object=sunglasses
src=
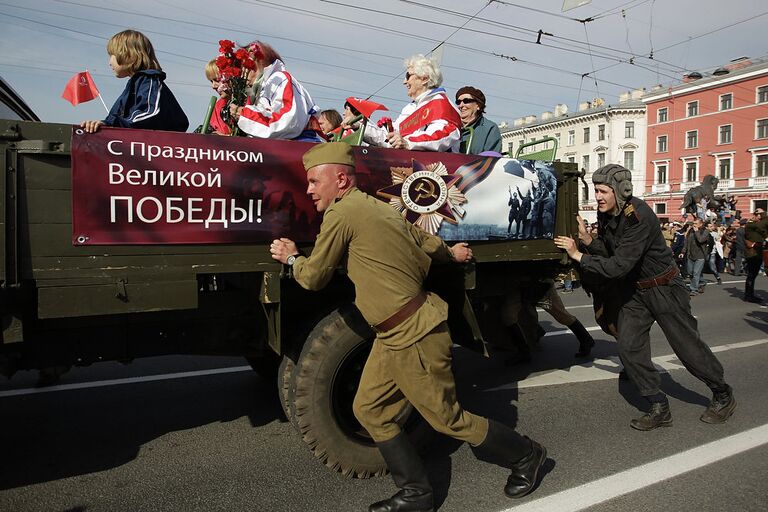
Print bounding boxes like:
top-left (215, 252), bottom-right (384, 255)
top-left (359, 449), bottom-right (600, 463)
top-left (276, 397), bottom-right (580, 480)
top-left (405, 72), bottom-right (415, 80)
top-left (455, 98), bottom-right (477, 105)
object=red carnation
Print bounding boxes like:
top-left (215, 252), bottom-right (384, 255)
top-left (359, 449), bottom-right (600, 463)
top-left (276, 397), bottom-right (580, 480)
top-left (377, 117), bottom-right (393, 128)
top-left (216, 55), bottom-right (231, 69)
top-left (235, 48), bottom-right (250, 61)
top-left (219, 39), bottom-right (235, 53)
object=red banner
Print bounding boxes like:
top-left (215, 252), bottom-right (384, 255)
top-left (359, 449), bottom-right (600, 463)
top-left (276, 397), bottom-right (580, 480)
top-left (71, 127), bottom-right (557, 245)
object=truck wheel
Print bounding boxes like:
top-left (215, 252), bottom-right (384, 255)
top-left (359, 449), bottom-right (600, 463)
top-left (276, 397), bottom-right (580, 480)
top-left (292, 305), bottom-right (432, 478)
top-left (278, 353), bottom-right (297, 423)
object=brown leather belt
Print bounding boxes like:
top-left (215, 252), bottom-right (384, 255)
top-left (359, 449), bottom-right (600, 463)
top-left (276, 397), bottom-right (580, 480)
top-left (373, 291), bottom-right (427, 333)
top-left (636, 266), bottom-right (679, 289)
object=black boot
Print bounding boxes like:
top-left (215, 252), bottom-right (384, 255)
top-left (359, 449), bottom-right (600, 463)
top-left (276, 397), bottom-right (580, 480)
top-left (478, 420), bottom-right (547, 499)
top-left (630, 397), bottom-right (672, 431)
top-left (744, 282), bottom-right (762, 303)
top-left (569, 320), bottom-right (595, 358)
top-left (505, 325), bottom-right (532, 365)
top-left (369, 433), bottom-right (434, 512)
top-left (700, 385), bottom-right (737, 424)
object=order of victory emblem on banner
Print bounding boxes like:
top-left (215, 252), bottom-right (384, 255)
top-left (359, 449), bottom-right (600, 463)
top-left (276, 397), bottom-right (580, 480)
top-left (376, 159), bottom-right (467, 234)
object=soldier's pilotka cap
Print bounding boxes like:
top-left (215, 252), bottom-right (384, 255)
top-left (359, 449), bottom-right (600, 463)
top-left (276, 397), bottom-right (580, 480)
top-left (302, 142), bottom-right (356, 172)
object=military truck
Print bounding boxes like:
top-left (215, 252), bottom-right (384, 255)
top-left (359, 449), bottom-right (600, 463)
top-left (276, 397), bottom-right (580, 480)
top-left (0, 116), bottom-right (580, 478)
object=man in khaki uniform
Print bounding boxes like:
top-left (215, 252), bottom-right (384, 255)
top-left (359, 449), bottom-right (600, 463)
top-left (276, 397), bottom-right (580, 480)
top-left (270, 142), bottom-right (547, 512)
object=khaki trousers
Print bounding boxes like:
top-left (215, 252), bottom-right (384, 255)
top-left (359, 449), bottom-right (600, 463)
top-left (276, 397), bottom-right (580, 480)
top-left (353, 322), bottom-right (489, 444)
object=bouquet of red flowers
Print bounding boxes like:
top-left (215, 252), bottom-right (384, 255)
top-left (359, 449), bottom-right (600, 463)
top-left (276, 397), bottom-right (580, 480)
top-left (215, 39), bottom-right (256, 135)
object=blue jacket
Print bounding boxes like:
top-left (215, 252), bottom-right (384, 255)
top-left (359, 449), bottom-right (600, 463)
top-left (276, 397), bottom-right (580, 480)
top-left (104, 69), bottom-right (189, 132)
top-left (459, 115), bottom-right (502, 155)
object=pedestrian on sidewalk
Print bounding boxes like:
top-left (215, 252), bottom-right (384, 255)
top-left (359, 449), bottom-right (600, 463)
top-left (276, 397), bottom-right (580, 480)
top-left (744, 209), bottom-right (768, 304)
top-left (683, 218), bottom-right (710, 295)
top-left (554, 164), bottom-right (736, 431)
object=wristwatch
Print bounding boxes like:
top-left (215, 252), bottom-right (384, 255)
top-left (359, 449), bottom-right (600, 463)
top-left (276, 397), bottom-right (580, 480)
top-left (286, 254), bottom-right (297, 266)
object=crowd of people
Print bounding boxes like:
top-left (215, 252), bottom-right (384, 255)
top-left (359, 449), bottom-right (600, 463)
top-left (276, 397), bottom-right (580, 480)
top-left (79, 31), bottom-right (503, 157)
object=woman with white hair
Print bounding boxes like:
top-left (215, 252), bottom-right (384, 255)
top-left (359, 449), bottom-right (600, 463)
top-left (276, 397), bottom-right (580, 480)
top-left (363, 54), bottom-right (461, 152)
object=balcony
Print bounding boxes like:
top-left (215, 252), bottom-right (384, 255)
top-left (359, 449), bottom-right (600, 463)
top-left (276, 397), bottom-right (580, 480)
top-left (680, 181), bottom-right (700, 191)
top-left (749, 176), bottom-right (768, 188)
top-left (651, 183), bottom-right (670, 194)
top-left (718, 179), bottom-right (734, 189)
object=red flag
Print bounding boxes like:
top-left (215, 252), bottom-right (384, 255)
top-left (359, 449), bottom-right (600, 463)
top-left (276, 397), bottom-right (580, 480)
top-left (345, 97), bottom-right (387, 119)
top-left (61, 71), bottom-right (100, 106)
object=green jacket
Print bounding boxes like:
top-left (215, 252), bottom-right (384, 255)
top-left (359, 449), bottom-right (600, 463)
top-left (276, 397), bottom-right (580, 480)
top-left (459, 115), bottom-right (502, 155)
top-left (292, 187), bottom-right (453, 348)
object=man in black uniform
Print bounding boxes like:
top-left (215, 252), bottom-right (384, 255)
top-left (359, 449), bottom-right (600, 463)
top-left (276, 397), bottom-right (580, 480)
top-left (554, 164), bottom-right (736, 430)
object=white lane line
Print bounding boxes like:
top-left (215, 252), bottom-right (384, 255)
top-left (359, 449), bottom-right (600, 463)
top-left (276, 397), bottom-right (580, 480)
top-left (4, 338), bottom-right (766, 399)
top-left (537, 278), bottom-right (748, 313)
top-left (500, 423), bottom-right (768, 512)
top-left (491, 338), bottom-right (768, 391)
top-left (0, 365), bottom-right (252, 398)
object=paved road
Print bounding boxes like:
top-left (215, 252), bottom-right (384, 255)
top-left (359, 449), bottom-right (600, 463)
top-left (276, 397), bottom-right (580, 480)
top-left (1, 276), bottom-right (767, 512)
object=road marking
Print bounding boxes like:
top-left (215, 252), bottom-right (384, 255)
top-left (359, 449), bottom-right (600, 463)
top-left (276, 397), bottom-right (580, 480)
top-left (0, 365), bottom-right (252, 398)
top-left (3, 338), bottom-right (766, 399)
top-left (489, 338), bottom-right (768, 391)
top-left (500, 423), bottom-right (768, 512)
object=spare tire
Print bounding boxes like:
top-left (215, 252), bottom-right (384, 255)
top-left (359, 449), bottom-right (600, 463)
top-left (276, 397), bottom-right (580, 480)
top-left (292, 304), bottom-right (432, 478)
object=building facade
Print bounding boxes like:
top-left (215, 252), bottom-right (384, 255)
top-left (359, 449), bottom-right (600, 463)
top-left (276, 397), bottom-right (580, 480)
top-left (501, 94), bottom-right (647, 222)
top-left (642, 57), bottom-right (768, 220)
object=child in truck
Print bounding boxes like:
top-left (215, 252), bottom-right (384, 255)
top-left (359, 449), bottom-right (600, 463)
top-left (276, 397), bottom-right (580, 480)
top-left (80, 30), bottom-right (189, 133)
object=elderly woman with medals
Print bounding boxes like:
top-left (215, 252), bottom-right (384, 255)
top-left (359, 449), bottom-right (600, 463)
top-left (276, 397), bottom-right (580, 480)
top-left (364, 54), bottom-right (461, 152)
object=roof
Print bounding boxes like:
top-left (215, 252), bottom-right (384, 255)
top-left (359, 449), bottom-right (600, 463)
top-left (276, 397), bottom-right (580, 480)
top-left (500, 99), bottom-right (645, 134)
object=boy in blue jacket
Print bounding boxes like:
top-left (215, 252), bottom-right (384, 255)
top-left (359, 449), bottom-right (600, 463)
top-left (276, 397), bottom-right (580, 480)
top-left (81, 30), bottom-right (188, 133)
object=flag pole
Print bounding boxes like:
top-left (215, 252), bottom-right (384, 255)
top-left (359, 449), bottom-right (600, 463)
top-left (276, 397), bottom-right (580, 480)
top-left (97, 94), bottom-right (110, 114)
top-left (85, 69), bottom-right (110, 113)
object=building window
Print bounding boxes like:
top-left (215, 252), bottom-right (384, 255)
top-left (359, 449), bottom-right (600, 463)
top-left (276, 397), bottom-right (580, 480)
top-left (719, 157), bottom-right (731, 180)
top-left (719, 93), bottom-right (733, 111)
top-left (719, 124), bottom-right (732, 144)
top-left (624, 150), bottom-right (634, 170)
top-left (625, 121), bottom-right (634, 138)
top-left (758, 155), bottom-right (768, 177)
top-left (568, 156), bottom-right (575, 163)
top-left (656, 164), bottom-right (667, 184)
top-left (583, 127), bottom-right (590, 143)
top-left (686, 130), bottom-right (698, 148)
top-left (687, 101), bottom-right (698, 117)
top-left (598, 124), bottom-right (605, 141)
top-left (657, 107), bottom-right (668, 123)
top-left (757, 119), bottom-right (768, 139)
top-left (758, 85), bottom-right (768, 103)
top-left (597, 152), bottom-right (605, 168)
top-left (568, 130), bottom-right (575, 146)
top-left (657, 135), bottom-right (668, 152)
top-left (581, 182), bottom-right (589, 204)
top-left (554, 132), bottom-right (561, 145)
top-left (582, 154), bottom-right (590, 172)
top-left (655, 203), bottom-right (667, 214)
top-left (686, 161), bottom-right (698, 182)
top-left (518, 139), bottom-right (524, 149)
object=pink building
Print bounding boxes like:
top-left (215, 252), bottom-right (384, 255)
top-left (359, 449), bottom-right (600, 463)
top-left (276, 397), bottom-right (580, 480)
top-left (642, 57), bottom-right (768, 221)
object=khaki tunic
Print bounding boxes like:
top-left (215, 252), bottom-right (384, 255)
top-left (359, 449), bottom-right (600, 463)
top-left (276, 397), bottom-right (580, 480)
top-left (292, 187), bottom-right (488, 443)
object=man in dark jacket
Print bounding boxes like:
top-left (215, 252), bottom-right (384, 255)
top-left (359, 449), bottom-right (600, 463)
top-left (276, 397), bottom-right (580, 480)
top-left (744, 209), bottom-right (768, 303)
top-left (554, 164), bottom-right (735, 431)
top-left (683, 218), bottom-right (710, 295)
top-left (733, 219), bottom-right (746, 276)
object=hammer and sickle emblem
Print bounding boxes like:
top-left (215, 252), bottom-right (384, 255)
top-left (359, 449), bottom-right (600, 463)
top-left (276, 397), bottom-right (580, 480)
top-left (421, 108), bottom-right (430, 120)
top-left (413, 179), bottom-right (438, 201)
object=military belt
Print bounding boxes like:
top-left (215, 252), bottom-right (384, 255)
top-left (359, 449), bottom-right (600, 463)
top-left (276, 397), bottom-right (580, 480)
top-left (636, 267), bottom-right (679, 290)
top-left (373, 291), bottom-right (427, 333)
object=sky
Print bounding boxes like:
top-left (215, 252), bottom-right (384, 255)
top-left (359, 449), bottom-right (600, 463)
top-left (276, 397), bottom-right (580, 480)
top-left (0, 0), bottom-right (766, 129)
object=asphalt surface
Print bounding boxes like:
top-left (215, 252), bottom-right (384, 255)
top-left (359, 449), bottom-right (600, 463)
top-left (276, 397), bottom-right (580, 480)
top-left (1, 275), bottom-right (767, 512)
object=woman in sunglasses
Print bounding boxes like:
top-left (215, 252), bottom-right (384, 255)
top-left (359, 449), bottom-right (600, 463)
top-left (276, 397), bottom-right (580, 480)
top-left (455, 86), bottom-right (502, 155)
top-left (363, 54), bottom-right (461, 152)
